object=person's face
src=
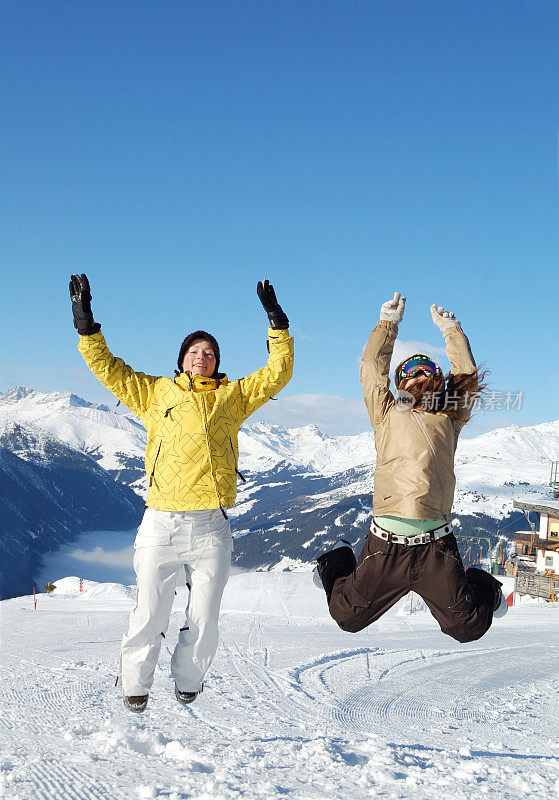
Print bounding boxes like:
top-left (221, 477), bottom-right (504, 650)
top-left (182, 340), bottom-right (216, 377)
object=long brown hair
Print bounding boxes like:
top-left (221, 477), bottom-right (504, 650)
top-left (401, 366), bottom-right (488, 421)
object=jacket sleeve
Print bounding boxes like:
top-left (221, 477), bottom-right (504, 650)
top-left (237, 328), bottom-right (294, 422)
top-left (444, 326), bottom-right (477, 434)
top-left (77, 332), bottom-right (158, 418)
top-left (360, 321), bottom-right (397, 428)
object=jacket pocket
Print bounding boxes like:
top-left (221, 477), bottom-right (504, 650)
top-left (147, 441), bottom-right (162, 488)
top-left (381, 457), bottom-right (402, 501)
top-left (161, 402), bottom-right (188, 423)
top-left (229, 437), bottom-right (246, 483)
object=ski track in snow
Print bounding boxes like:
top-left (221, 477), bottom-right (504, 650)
top-left (1, 573), bottom-right (558, 800)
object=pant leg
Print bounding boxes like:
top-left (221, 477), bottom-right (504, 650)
top-left (414, 534), bottom-right (497, 643)
top-left (120, 543), bottom-right (180, 695)
top-left (171, 510), bottom-right (232, 693)
top-left (329, 533), bottom-right (410, 633)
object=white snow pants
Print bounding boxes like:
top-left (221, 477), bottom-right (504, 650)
top-left (120, 507), bottom-right (232, 696)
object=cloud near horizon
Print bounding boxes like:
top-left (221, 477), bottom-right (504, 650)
top-left (251, 393), bottom-right (370, 436)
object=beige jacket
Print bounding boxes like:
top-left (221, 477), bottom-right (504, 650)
top-left (360, 321), bottom-right (476, 521)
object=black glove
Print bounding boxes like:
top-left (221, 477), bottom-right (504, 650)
top-left (69, 273), bottom-right (101, 335)
top-left (257, 279), bottom-right (289, 330)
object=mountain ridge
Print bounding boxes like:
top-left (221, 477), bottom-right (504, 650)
top-left (0, 386), bottom-right (556, 595)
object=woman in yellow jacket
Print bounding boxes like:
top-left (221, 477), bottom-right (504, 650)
top-left (69, 274), bottom-right (294, 713)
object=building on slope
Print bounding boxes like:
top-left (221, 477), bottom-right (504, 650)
top-left (510, 497), bottom-right (559, 601)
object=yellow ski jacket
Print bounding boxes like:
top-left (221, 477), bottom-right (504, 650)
top-left (78, 329), bottom-right (294, 511)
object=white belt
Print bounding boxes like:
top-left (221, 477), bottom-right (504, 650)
top-left (370, 520), bottom-right (452, 546)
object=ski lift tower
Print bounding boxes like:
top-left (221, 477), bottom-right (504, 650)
top-left (551, 462), bottom-right (559, 499)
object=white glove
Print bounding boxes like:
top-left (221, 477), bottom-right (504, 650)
top-left (380, 292), bottom-right (406, 325)
top-left (430, 303), bottom-right (461, 333)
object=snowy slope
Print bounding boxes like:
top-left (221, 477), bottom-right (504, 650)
top-left (237, 419), bottom-right (559, 518)
top-left (238, 422), bottom-right (375, 475)
top-left (0, 387), bottom-right (146, 483)
top-left (0, 388), bottom-right (147, 598)
top-left (453, 420), bottom-right (559, 516)
top-left (0, 423), bottom-right (143, 600)
top-left (1, 572), bottom-right (557, 800)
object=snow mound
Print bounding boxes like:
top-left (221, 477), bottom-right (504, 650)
top-left (51, 576), bottom-right (135, 600)
top-left (268, 556), bottom-right (314, 572)
top-left (85, 582), bottom-right (136, 600)
top-left (51, 576), bottom-right (90, 595)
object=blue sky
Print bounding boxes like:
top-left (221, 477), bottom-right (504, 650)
top-left (1, 0), bottom-right (558, 436)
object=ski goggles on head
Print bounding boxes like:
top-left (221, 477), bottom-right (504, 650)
top-left (396, 354), bottom-right (442, 386)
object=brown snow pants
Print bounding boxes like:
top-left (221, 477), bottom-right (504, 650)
top-left (329, 531), bottom-right (496, 643)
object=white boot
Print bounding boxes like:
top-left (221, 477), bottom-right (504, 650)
top-left (493, 588), bottom-right (509, 618)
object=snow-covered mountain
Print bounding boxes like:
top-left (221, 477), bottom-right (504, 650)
top-left (0, 390), bottom-right (145, 599)
top-left (3, 386), bottom-right (556, 510)
top-left (1, 386), bottom-right (557, 590)
top-left (0, 387), bottom-right (147, 490)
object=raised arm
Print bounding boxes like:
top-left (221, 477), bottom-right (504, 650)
top-left (429, 304), bottom-right (476, 375)
top-left (238, 279), bottom-right (294, 420)
top-left (360, 292), bottom-right (405, 427)
top-left (70, 274), bottom-right (158, 418)
top-left (430, 303), bottom-right (477, 431)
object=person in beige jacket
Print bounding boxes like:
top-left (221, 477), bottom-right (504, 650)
top-left (313, 292), bottom-right (507, 643)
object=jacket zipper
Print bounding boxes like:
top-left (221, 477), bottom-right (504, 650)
top-left (412, 411), bottom-right (446, 517)
top-left (230, 438), bottom-right (246, 483)
top-left (199, 394), bottom-right (228, 519)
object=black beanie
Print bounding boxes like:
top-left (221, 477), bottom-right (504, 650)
top-left (177, 330), bottom-right (221, 376)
